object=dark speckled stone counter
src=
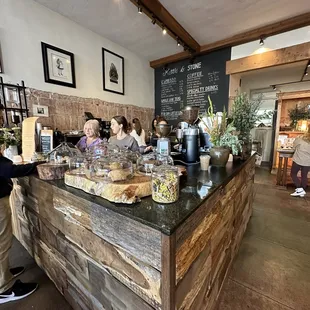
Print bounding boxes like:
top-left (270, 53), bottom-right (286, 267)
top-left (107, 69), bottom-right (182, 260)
top-left (40, 156), bottom-right (254, 235)
top-left (12, 155), bottom-right (256, 310)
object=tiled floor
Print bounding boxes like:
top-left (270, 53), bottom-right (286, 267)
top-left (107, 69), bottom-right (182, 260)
top-left (217, 168), bottom-right (310, 310)
top-left (1, 168), bottom-right (310, 310)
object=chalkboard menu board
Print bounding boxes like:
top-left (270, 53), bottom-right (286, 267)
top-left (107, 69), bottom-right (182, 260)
top-left (40, 130), bottom-right (53, 153)
top-left (155, 47), bottom-right (231, 126)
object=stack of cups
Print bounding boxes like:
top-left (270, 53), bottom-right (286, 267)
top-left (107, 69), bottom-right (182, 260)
top-left (200, 155), bottom-right (211, 171)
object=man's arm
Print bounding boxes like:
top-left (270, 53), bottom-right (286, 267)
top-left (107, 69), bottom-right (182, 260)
top-left (0, 156), bottom-right (38, 178)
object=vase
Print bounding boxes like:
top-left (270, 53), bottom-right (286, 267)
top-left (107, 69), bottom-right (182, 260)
top-left (3, 145), bottom-right (18, 161)
top-left (209, 146), bottom-right (230, 167)
top-left (241, 140), bottom-right (252, 161)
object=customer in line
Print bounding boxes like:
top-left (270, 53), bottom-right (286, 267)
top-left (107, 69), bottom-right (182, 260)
top-left (0, 154), bottom-right (40, 304)
top-left (109, 115), bottom-right (140, 152)
top-left (76, 119), bottom-right (102, 152)
top-left (130, 118), bottom-right (146, 147)
top-left (290, 129), bottom-right (310, 197)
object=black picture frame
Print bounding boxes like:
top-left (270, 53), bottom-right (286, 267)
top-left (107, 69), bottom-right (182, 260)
top-left (41, 42), bottom-right (76, 88)
top-left (0, 43), bottom-right (3, 73)
top-left (102, 48), bottom-right (124, 95)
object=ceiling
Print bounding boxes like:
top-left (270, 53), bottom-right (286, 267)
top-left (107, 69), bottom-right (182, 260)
top-left (34, 0), bottom-right (310, 61)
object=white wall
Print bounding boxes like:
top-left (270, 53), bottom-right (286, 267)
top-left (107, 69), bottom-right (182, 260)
top-left (231, 26), bottom-right (310, 60)
top-left (0, 0), bottom-right (154, 108)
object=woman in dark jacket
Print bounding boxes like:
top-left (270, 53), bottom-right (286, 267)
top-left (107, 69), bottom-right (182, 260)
top-left (0, 155), bottom-right (40, 304)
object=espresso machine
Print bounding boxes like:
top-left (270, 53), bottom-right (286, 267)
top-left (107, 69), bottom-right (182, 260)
top-left (180, 106), bottom-right (200, 163)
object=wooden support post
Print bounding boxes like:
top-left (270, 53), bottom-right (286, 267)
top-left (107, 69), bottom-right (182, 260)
top-left (161, 233), bottom-right (176, 310)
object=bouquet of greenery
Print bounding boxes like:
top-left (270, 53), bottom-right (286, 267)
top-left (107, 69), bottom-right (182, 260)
top-left (199, 96), bottom-right (242, 155)
top-left (230, 92), bottom-right (263, 141)
top-left (0, 127), bottom-right (22, 148)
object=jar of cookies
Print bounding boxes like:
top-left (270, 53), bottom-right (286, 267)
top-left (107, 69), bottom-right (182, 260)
top-left (152, 165), bottom-right (179, 203)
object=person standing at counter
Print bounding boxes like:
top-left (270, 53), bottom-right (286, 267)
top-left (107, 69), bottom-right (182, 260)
top-left (76, 119), bottom-right (102, 152)
top-left (0, 155), bottom-right (40, 304)
top-left (290, 131), bottom-right (310, 197)
top-left (109, 116), bottom-right (140, 152)
top-left (130, 118), bottom-right (146, 147)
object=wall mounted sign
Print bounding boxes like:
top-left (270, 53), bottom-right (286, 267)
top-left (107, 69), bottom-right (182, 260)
top-left (32, 104), bottom-right (49, 117)
top-left (155, 47), bottom-right (231, 126)
top-left (102, 48), bottom-right (124, 95)
top-left (41, 42), bottom-right (76, 88)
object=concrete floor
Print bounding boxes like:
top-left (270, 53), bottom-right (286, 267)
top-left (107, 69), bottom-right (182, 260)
top-left (217, 168), bottom-right (310, 310)
top-left (1, 167), bottom-right (310, 310)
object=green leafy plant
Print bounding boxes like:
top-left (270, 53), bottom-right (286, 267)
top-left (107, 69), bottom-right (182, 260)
top-left (230, 92), bottom-right (264, 141)
top-left (0, 127), bottom-right (22, 147)
top-left (199, 96), bottom-right (242, 155)
top-left (289, 105), bottom-right (310, 128)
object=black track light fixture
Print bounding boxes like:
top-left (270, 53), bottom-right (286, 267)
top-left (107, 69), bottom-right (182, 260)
top-left (138, 6), bottom-right (142, 14)
top-left (259, 37), bottom-right (264, 46)
top-left (151, 15), bottom-right (156, 25)
top-left (272, 85), bottom-right (276, 90)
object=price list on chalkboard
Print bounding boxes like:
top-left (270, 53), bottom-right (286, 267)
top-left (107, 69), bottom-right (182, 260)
top-left (155, 47), bottom-right (231, 126)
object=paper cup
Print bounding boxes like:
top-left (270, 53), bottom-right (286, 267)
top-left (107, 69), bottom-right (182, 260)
top-left (200, 155), bottom-right (211, 170)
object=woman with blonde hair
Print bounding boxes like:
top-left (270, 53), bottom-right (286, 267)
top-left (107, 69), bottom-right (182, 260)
top-left (76, 119), bottom-right (102, 152)
top-left (290, 129), bottom-right (310, 197)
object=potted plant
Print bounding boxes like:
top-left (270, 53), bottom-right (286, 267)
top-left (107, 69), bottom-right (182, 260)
top-left (288, 105), bottom-right (310, 130)
top-left (199, 96), bottom-right (242, 167)
top-left (0, 127), bottom-right (22, 160)
top-left (230, 92), bottom-right (263, 160)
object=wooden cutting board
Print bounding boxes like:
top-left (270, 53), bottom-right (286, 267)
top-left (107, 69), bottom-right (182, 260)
top-left (64, 172), bottom-right (152, 204)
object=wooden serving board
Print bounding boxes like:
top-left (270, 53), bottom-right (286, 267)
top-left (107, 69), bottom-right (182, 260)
top-left (64, 172), bottom-right (152, 204)
top-left (37, 163), bottom-right (69, 180)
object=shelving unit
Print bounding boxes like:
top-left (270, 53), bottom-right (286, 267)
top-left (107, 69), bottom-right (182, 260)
top-left (0, 77), bottom-right (29, 127)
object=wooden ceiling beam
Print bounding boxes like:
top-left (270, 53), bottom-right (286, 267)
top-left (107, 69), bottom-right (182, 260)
top-left (150, 12), bottom-right (310, 69)
top-left (226, 41), bottom-right (310, 75)
top-left (129, 0), bottom-right (200, 52)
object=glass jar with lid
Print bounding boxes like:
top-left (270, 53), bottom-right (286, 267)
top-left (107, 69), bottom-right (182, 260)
top-left (93, 155), bottom-right (133, 182)
top-left (48, 142), bottom-right (81, 164)
top-left (152, 165), bottom-right (179, 203)
top-left (68, 155), bottom-right (92, 175)
top-left (120, 148), bottom-right (142, 170)
top-left (87, 142), bottom-right (120, 158)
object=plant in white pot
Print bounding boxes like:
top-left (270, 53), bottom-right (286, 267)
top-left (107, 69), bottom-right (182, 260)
top-left (199, 96), bottom-right (242, 167)
top-left (0, 127), bottom-right (21, 160)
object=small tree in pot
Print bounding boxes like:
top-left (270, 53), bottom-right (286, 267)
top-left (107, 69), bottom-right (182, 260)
top-left (199, 96), bottom-right (242, 166)
top-left (230, 92), bottom-right (263, 159)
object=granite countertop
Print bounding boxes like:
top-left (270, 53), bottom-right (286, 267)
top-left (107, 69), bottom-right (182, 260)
top-left (44, 157), bottom-right (253, 235)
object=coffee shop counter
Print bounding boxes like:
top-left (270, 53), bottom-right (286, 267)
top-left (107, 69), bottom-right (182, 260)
top-left (10, 156), bottom-right (255, 310)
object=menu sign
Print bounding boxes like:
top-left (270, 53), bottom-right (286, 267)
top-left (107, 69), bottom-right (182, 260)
top-left (155, 47), bottom-right (231, 126)
top-left (40, 130), bottom-right (53, 153)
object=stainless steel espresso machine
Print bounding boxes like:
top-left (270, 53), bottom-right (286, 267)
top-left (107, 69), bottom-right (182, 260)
top-left (179, 106), bottom-right (200, 163)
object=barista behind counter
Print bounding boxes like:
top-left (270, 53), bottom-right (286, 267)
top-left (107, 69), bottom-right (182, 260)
top-left (108, 116), bottom-right (140, 152)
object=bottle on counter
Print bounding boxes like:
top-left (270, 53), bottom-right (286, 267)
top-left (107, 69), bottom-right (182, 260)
top-left (152, 165), bottom-right (179, 203)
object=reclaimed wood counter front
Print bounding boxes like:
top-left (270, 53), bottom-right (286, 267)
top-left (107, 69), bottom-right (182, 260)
top-left (10, 156), bottom-right (255, 310)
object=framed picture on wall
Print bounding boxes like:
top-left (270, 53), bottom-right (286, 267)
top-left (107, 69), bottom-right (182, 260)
top-left (0, 43), bottom-right (3, 73)
top-left (41, 42), bottom-right (76, 88)
top-left (102, 48), bottom-right (124, 95)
